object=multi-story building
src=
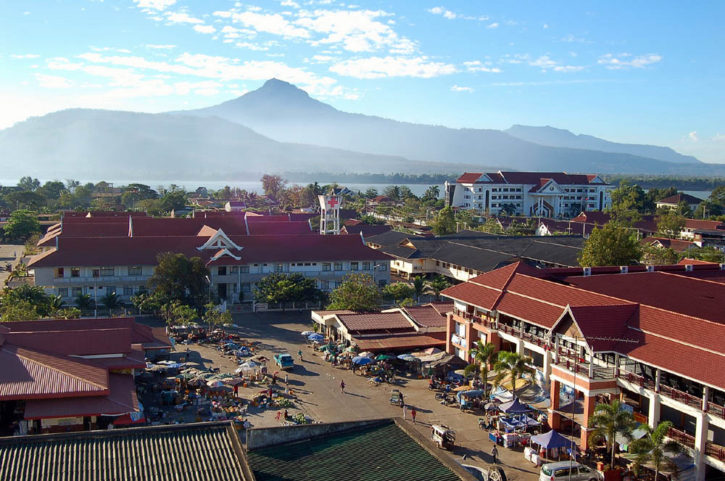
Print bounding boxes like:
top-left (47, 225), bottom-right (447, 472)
top-left (29, 212), bottom-right (390, 305)
top-left (445, 171), bottom-right (613, 218)
top-left (441, 262), bottom-right (725, 481)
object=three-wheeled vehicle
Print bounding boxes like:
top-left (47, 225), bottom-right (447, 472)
top-left (390, 389), bottom-right (404, 406)
top-left (431, 424), bottom-right (455, 450)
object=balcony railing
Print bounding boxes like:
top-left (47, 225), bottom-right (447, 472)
top-left (706, 442), bottom-right (725, 461)
top-left (667, 427), bottom-right (695, 449)
top-left (553, 357), bottom-right (616, 380)
top-left (660, 384), bottom-right (703, 410)
top-left (708, 401), bottom-right (725, 421)
top-left (621, 371), bottom-right (656, 391)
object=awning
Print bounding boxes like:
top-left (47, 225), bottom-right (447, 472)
top-left (353, 334), bottom-right (445, 352)
top-left (24, 374), bottom-right (139, 420)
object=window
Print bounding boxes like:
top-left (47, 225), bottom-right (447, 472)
top-left (128, 266), bottom-right (142, 276)
top-left (218, 266), bottom-right (227, 276)
top-left (376, 263), bottom-right (387, 271)
top-left (378, 280), bottom-right (387, 287)
top-left (241, 283), bottom-right (251, 293)
top-left (275, 264), bottom-right (284, 273)
top-left (240, 266), bottom-right (249, 273)
top-left (72, 287), bottom-right (83, 297)
top-left (137, 286), bottom-right (147, 294)
top-left (106, 286), bottom-right (116, 295)
top-left (334, 262), bottom-right (343, 271)
top-left (350, 262), bottom-right (359, 271)
top-left (322, 263), bottom-right (331, 271)
top-left (123, 286), bottom-right (134, 296)
top-left (362, 261), bottom-right (370, 271)
top-left (71, 267), bottom-right (80, 277)
top-left (455, 322), bottom-right (466, 337)
top-left (55, 268), bottom-right (64, 278)
top-left (320, 280), bottom-right (329, 290)
top-left (92, 269), bottom-right (100, 278)
top-left (100, 267), bottom-right (114, 277)
top-left (57, 288), bottom-right (68, 297)
top-left (230, 266), bottom-right (239, 273)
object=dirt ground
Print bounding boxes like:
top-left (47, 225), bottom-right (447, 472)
top-left (159, 312), bottom-right (543, 481)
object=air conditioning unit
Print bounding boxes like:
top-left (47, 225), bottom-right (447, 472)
top-left (619, 266), bottom-right (628, 274)
top-left (646, 265), bottom-right (655, 273)
top-left (583, 267), bottom-right (592, 276)
top-left (685, 264), bottom-right (694, 272)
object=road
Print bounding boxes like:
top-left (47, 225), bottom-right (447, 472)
top-left (220, 311), bottom-right (542, 481)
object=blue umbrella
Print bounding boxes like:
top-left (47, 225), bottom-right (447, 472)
top-left (352, 356), bottom-right (373, 365)
top-left (307, 333), bottom-right (324, 342)
top-left (397, 354), bottom-right (417, 361)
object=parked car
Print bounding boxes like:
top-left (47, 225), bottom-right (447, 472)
top-left (460, 463), bottom-right (507, 481)
top-left (274, 353), bottom-right (294, 370)
top-left (540, 461), bottom-right (601, 481)
top-left (390, 389), bottom-right (403, 406)
top-left (431, 424), bottom-right (455, 450)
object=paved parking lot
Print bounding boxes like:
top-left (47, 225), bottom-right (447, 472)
top-left (182, 311), bottom-right (543, 481)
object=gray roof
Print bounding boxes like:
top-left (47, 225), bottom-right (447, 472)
top-left (0, 422), bottom-right (251, 481)
top-left (368, 230), bottom-right (583, 269)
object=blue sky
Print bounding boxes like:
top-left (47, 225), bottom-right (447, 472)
top-left (1, 0), bottom-right (723, 163)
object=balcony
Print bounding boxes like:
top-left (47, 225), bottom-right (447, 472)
top-left (659, 384), bottom-right (703, 410)
top-left (53, 275), bottom-right (149, 284)
top-left (667, 427), bottom-right (695, 449)
top-left (554, 348), bottom-right (616, 380)
top-left (620, 371), bottom-right (656, 391)
top-left (706, 442), bottom-right (725, 462)
top-left (708, 402), bottom-right (725, 421)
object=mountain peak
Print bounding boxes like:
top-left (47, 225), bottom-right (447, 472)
top-left (258, 78), bottom-right (309, 97)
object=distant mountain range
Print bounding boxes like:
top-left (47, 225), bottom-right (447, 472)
top-left (1, 78), bottom-right (722, 180)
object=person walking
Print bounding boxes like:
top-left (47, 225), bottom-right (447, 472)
top-left (340, 380), bottom-right (345, 393)
top-left (402, 404), bottom-right (407, 420)
top-left (491, 443), bottom-right (499, 464)
top-left (284, 373), bottom-right (289, 385)
top-left (298, 349), bottom-right (303, 361)
top-left (233, 384), bottom-right (239, 398)
top-left (411, 407), bottom-right (417, 424)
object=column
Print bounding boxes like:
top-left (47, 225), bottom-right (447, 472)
top-left (515, 338), bottom-right (524, 354)
top-left (655, 369), bottom-right (661, 393)
top-left (703, 386), bottom-right (710, 413)
top-left (445, 313), bottom-right (454, 355)
top-left (549, 380), bottom-right (561, 430)
top-left (647, 391), bottom-right (661, 429)
top-left (543, 350), bottom-right (552, 383)
top-left (580, 395), bottom-right (598, 450)
top-left (614, 353), bottom-right (620, 377)
top-left (694, 412), bottom-right (708, 481)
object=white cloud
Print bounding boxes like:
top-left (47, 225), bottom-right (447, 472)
top-left (146, 44), bottom-right (176, 49)
top-left (90, 46), bottom-right (132, 53)
top-left (487, 22), bottom-right (499, 29)
top-left (451, 85), bottom-right (473, 93)
top-left (193, 24), bottom-right (217, 34)
top-left (463, 60), bottom-right (501, 73)
top-left (296, 9), bottom-right (414, 54)
top-left (225, 10), bottom-right (310, 38)
top-left (11, 54), bottom-right (40, 59)
top-left (713, 133), bottom-right (725, 142)
top-left (281, 0), bottom-right (300, 7)
top-left (529, 55), bottom-right (583, 72)
top-left (35, 74), bottom-right (73, 89)
top-left (165, 11), bottom-right (203, 24)
top-left (428, 6), bottom-right (487, 21)
top-left (598, 53), bottom-right (662, 69)
top-left (330, 56), bottom-right (456, 79)
top-left (134, 0), bottom-right (176, 11)
top-left (688, 131), bottom-right (699, 142)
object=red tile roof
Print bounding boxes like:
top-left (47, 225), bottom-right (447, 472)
top-left (353, 333), bottom-right (446, 352)
top-left (441, 281), bottom-right (501, 311)
top-left (497, 172), bottom-right (599, 185)
top-left (0, 345), bottom-right (109, 401)
top-left (337, 312), bottom-right (415, 334)
top-left (566, 304), bottom-right (638, 350)
top-left (4, 328), bottom-right (133, 356)
top-left (683, 219), bottom-right (725, 231)
top-left (657, 193), bottom-right (703, 205)
top-left (404, 304), bottom-right (452, 328)
top-left (641, 237), bottom-right (696, 252)
top-left (496, 293), bottom-right (566, 329)
top-left (456, 173), bottom-right (484, 183)
top-left (246, 221), bottom-right (312, 235)
top-left (24, 374), bottom-right (138, 420)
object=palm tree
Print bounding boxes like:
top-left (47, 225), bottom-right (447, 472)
top-left (75, 293), bottom-right (93, 311)
top-left (49, 295), bottom-right (65, 312)
top-left (629, 421), bottom-right (683, 481)
top-left (423, 275), bottom-right (450, 301)
top-left (493, 351), bottom-right (535, 395)
top-left (101, 292), bottom-right (120, 315)
top-left (589, 400), bottom-right (637, 470)
top-left (469, 340), bottom-right (497, 396)
top-left (412, 276), bottom-right (426, 302)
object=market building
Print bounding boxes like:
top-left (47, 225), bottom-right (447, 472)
top-left (0, 317), bottom-right (170, 435)
top-left (441, 262), bottom-right (725, 481)
top-left (445, 171), bottom-right (613, 218)
top-left (28, 211), bottom-right (391, 306)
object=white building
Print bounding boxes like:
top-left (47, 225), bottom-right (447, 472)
top-left (445, 171), bottom-right (613, 218)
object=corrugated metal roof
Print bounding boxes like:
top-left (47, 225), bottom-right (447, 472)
top-left (0, 422), bottom-right (250, 481)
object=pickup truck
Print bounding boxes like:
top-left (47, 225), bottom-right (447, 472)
top-left (274, 353), bottom-right (294, 370)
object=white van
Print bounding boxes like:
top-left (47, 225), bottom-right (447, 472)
top-left (540, 461), bottom-right (601, 481)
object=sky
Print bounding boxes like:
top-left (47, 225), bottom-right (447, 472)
top-left (1, 0), bottom-right (723, 164)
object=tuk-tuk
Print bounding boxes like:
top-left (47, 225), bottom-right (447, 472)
top-left (390, 389), bottom-right (403, 406)
top-left (431, 424), bottom-right (455, 450)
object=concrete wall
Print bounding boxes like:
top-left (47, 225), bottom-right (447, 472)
top-left (246, 418), bottom-right (389, 451)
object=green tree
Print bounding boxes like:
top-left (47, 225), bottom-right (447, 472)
top-left (412, 276), bottom-right (426, 301)
top-left (493, 351), bottom-right (535, 395)
top-left (131, 292), bottom-right (162, 314)
top-left (159, 189), bottom-right (188, 213)
top-left (423, 275), bottom-right (451, 301)
top-left (261, 174), bottom-right (287, 202)
top-left (0, 300), bottom-right (42, 321)
top-left (609, 181), bottom-right (646, 224)
top-left (75, 293), bottom-right (93, 311)
top-left (383, 185), bottom-right (401, 201)
top-left (682, 246), bottom-right (725, 263)
top-left (202, 303), bottom-right (233, 330)
top-left (3, 209), bottom-right (41, 242)
top-left (421, 185), bottom-right (440, 204)
top-left (382, 282), bottom-right (416, 305)
top-left (101, 292), bottom-right (120, 315)
top-left (579, 222), bottom-right (642, 267)
top-left (364, 188), bottom-right (378, 199)
top-left (629, 421), bottom-right (683, 481)
top-left (160, 301), bottom-right (198, 327)
top-left (455, 209), bottom-right (480, 230)
top-left (469, 340), bottom-right (497, 396)
top-left (641, 245), bottom-right (678, 265)
top-left (480, 217), bottom-right (504, 235)
top-left (17, 176), bottom-right (40, 192)
top-left (147, 252), bottom-right (210, 309)
top-left (0, 285), bottom-right (53, 317)
top-left (253, 273), bottom-right (323, 305)
top-left (656, 211), bottom-right (686, 238)
top-left (433, 206), bottom-right (456, 235)
top-left (327, 273), bottom-right (382, 312)
top-left (54, 307), bottom-right (82, 319)
top-left (590, 400), bottom-right (637, 469)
